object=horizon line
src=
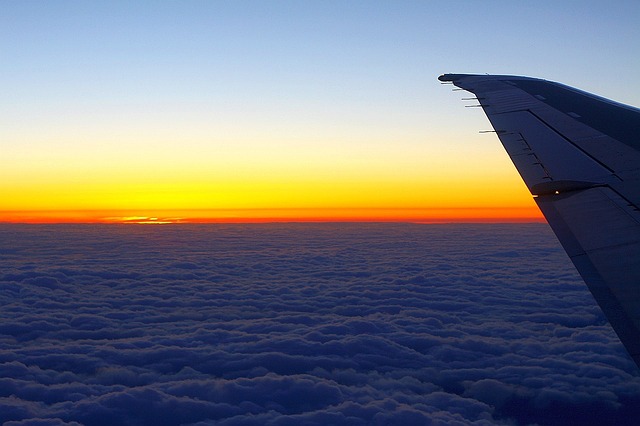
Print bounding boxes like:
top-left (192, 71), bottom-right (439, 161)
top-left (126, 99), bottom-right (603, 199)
top-left (0, 207), bottom-right (544, 224)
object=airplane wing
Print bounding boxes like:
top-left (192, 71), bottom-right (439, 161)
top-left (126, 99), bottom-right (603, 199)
top-left (439, 73), bottom-right (640, 367)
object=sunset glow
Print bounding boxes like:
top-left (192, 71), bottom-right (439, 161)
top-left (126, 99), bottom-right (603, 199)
top-left (2, 2), bottom-right (635, 224)
top-left (0, 207), bottom-right (544, 224)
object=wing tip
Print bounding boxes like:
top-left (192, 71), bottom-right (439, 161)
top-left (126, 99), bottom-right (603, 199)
top-left (439, 73), bottom-right (547, 83)
top-left (438, 73), bottom-right (467, 82)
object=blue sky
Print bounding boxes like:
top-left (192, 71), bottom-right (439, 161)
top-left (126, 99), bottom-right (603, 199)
top-left (4, 1), bottom-right (638, 101)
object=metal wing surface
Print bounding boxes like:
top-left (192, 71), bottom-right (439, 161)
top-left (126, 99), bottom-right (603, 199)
top-left (440, 73), bottom-right (640, 367)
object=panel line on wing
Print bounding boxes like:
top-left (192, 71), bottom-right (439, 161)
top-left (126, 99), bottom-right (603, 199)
top-left (526, 110), bottom-right (618, 175)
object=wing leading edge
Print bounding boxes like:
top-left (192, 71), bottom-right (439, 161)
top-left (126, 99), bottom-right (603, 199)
top-left (440, 73), bottom-right (640, 367)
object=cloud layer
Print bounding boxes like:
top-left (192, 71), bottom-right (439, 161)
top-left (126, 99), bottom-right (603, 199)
top-left (1, 223), bottom-right (639, 425)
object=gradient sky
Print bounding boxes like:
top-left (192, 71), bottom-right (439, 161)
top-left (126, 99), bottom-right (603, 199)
top-left (2, 1), bottom-right (639, 222)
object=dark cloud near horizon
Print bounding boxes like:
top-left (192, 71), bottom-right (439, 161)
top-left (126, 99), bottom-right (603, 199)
top-left (1, 223), bottom-right (639, 425)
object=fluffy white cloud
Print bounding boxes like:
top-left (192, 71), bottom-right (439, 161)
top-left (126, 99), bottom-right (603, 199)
top-left (0, 223), bottom-right (639, 425)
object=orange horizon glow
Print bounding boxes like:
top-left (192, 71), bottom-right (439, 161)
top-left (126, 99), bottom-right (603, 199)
top-left (0, 150), bottom-right (544, 225)
top-left (0, 207), bottom-right (545, 224)
top-left (2, 105), bottom-right (543, 226)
